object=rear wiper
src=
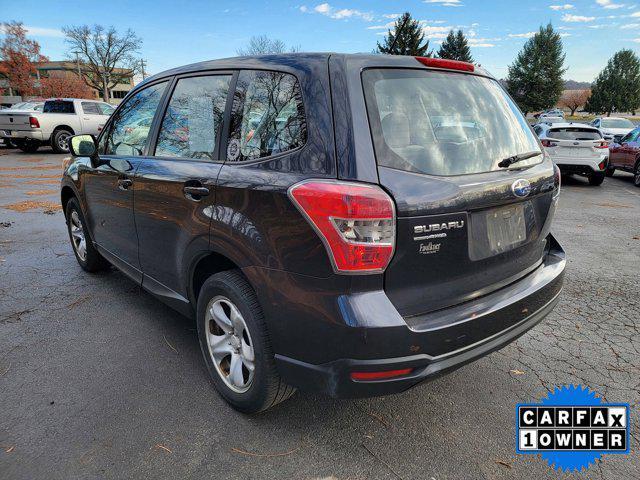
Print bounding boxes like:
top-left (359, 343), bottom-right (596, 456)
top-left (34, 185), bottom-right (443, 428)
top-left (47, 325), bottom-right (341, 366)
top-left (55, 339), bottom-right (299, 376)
top-left (498, 151), bottom-right (542, 168)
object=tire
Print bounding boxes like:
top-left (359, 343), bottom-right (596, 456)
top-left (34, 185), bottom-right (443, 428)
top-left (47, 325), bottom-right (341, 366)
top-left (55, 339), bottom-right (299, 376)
top-left (197, 270), bottom-right (295, 413)
top-left (634, 163), bottom-right (640, 188)
top-left (605, 166), bottom-right (615, 177)
top-left (18, 140), bottom-right (39, 153)
top-left (51, 129), bottom-right (72, 154)
top-left (64, 197), bottom-right (110, 272)
top-left (588, 172), bottom-right (605, 186)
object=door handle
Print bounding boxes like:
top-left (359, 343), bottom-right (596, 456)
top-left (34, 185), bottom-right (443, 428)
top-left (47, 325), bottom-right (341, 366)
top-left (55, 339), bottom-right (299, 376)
top-left (117, 178), bottom-right (133, 191)
top-left (183, 185), bottom-right (210, 200)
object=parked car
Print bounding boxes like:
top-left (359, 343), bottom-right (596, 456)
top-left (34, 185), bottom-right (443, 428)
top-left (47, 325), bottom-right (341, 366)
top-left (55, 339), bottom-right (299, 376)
top-left (607, 126), bottom-right (640, 186)
top-left (535, 108), bottom-right (564, 119)
top-left (0, 98), bottom-right (114, 153)
top-left (590, 117), bottom-right (635, 142)
top-left (0, 102), bottom-right (45, 148)
top-left (2, 101), bottom-right (45, 112)
top-left (537, 114), bottom-right (564, 123)
top-left (533, 122), bottom-right (609, 185)
top-left (61, 54), bottom-right (565, 413)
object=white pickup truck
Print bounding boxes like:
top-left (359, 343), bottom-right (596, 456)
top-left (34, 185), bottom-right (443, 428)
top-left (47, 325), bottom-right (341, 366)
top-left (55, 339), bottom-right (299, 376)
top-left (0, 98), bottom-right (115, 153)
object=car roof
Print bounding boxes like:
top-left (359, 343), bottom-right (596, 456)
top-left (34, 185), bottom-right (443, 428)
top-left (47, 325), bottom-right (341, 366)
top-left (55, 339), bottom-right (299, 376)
top-left (139, 52), bottom-right (494, 87)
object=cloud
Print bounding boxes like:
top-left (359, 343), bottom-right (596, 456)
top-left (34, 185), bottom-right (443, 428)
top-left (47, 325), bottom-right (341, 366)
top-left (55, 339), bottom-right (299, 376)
top-left (0, 25), bottom-right (65, 37)
top-left (422, 25), bottom-right (454, 39)
top-left (621, 22), bottom-right (640, 28)
top-left (633, 38), bottom-right (640, 42)
top-left (562, 13), bottom-right (596, 21)
top-left (631, 10), bottom-right (640, 16)
top-left (382, 13), bottom-right (401, 19)
top-left (468, 38), bottom-right (496, 47)
top-left (424, 0), bottom-right (463, 7)
top-left (596, 0), bottom-right (625, 9)
top-left (302, 3), bottom-right (374, 21)
top-left (508, 31), bottom-right (537, 38)
top-left (549, 4), bottom-right (574, 10)
top-left (367, 22), bottom-right (395, 30)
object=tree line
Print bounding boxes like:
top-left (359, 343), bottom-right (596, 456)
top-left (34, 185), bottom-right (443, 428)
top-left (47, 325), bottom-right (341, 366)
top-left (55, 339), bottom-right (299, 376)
top-left (0, 21), bottom-right (143, 101)
top-left (375, 12), bottom-right (640, 117)
top-left (3, 14), bottom-right (640, 116)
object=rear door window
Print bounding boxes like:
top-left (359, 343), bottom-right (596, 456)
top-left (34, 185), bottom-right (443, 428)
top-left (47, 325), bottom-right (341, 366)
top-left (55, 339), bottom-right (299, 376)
top-left (43, 100), bottom-right (75, 114)
top-left (102, 81), bottom-right (168, 156)
top-left (362, 69), bottom-right (541, 176)
top-left (548, 128), bottom-right (602, 141)
top-left (81, 102), bottom-right (101, 115)
top-left (227, 70), bottom-right (306, 161)
top-left (155, 75), bottom-right (231, 160)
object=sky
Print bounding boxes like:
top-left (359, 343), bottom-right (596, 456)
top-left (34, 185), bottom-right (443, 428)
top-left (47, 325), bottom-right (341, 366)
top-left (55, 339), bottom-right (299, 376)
top-left (3, 0), bottom-right (640, 82)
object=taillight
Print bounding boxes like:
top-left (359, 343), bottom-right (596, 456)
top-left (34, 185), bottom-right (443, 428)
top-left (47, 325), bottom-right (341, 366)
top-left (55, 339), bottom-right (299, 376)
top-left (29, 117), bottom-right (40, 128)
top-left (288, 180), bottom-right (395, 273)
top-left (595, 141), bottom-right (609, 149)
top-left (541, 139), bottom-right (557, 147)
top-left (598, 160), bottom-right (606, 170)
top-left (415, 56), bottom-right (474, 72)
top-left (350, 368), bottom-right (413, 381)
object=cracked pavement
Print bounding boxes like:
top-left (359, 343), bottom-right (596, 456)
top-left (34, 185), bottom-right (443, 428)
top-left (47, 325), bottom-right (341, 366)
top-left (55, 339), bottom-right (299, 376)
top-left (0, 148), bottom-right (638, 479)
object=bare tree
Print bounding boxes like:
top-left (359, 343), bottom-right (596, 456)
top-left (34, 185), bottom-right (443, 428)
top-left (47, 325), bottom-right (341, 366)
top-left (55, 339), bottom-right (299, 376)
top-left (63, 25), bottom-right (142, 102)
top-left (236, 35), bottom-right (299, 56)
top-left (559, 89), bottom-right (591, 116)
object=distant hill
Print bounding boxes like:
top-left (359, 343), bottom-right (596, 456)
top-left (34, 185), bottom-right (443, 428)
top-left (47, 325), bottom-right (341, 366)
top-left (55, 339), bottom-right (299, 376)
top-left (564, 80), bottom-right (592, 90)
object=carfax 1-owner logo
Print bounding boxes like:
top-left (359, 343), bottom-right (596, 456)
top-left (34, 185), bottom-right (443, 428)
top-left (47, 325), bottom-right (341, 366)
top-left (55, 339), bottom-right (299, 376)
top-left (516, 385), bottom-right (630, 472)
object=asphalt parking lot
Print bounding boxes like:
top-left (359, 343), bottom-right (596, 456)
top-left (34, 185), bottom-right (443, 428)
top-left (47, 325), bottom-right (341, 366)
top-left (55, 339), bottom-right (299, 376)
top-left (1, 148), bottom-right (638, 480)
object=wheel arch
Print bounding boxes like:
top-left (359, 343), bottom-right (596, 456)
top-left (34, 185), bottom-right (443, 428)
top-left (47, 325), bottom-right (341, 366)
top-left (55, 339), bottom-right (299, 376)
top-left (60, 184), bottom-right (77, 215)
top-left (189, 250), bottom-right (246, 306)
top-left (53, 124), bottom-right (76, 135)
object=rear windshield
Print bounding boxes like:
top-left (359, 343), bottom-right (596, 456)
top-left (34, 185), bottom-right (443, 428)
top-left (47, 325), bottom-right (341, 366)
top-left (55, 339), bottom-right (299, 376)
top-left (43, 101), bottom-right (75, 114)
top-left (601, 118), bottom-right (634, 129)
top-left (362, 69), bottom-right (541, 176)
top-left (548, 128), bottom-right (601, 141)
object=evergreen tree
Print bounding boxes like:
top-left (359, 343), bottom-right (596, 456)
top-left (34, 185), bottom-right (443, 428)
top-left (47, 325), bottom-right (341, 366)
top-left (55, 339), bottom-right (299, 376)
top-left (437, 30), bottom-right (473, 63)
top-left (505, 23), bottom-right (566, 115)
top-left (585, 49), bottom-right (640, 116)
top-left (377, 12), bottom-right (433, 56)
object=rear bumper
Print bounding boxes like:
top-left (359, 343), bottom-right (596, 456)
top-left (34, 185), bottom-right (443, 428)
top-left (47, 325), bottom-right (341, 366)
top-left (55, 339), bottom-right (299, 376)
top-left (270, 235), bottom-right (565, 398)
top-left (554, 155), bottom-right (606, 175)
top-left (0, 130), bottom-right (45, 142)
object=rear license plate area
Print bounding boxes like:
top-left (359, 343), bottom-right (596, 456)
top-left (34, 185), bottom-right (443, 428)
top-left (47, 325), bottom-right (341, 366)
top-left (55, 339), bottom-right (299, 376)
top-left (486, 203), bottom-right (527, 254)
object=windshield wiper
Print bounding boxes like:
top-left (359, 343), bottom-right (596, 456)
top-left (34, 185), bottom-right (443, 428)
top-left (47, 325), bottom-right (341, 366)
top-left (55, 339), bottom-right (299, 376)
top-left (498, 151), bottom-right (542, 168)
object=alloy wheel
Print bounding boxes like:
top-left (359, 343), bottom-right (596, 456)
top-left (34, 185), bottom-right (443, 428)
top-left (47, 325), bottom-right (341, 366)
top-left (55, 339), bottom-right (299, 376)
top-left (69, 210), bottom-right (87, 261)
top-left (58, 132), bottom-right (70, 151)
top-left (635, 165), bottom-right (640, 186)
top-left (205, 296), bottom-right (255, 393)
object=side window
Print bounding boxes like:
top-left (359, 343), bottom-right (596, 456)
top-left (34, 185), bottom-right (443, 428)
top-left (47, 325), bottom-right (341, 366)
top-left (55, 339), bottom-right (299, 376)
top-left (227, 70), bottom-right (306, 161)
top-left (620, 130), bottom-right (636, 143)
top-left (155, 75), bottom-right (231, 160)
top-left (98, 103), bottom-right (115, 116)
top-left (103, 81), bottom-right (168, 156)
top-left (81, 102), bottom-right (100, 115)
top-left (533, 125), bottom-right (542, 136)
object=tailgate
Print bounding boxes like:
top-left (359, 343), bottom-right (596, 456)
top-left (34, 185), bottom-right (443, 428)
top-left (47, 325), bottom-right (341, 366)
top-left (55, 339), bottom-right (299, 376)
top-left (0, 113), bottom-right (32, 131)
top-left (360, 65), bottom-right (559, 317)
top-left (380, 165), bottom-right (557, 317)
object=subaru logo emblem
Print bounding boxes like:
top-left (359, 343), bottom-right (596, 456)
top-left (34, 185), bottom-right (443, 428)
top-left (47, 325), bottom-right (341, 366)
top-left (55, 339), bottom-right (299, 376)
top-left (512, 179), bottom-right (531, 198)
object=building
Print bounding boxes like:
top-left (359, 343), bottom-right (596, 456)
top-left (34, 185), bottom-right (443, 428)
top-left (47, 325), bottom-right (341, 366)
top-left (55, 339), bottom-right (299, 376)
top-left (0, 60), bottom-right (135, 106)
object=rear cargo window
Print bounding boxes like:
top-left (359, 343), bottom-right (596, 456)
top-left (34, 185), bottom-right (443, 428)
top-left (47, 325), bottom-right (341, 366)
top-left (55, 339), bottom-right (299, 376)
top-left (43, 101), bottom-right (75, 114)
top-left (362, 69), bottom-right (541, 176)
top-left (548, 128), bottom-right (601, 141)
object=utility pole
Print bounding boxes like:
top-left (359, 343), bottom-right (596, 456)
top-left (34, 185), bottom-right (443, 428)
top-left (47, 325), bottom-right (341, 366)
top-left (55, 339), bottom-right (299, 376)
top-left (140, 58), bottom-right (147, 80)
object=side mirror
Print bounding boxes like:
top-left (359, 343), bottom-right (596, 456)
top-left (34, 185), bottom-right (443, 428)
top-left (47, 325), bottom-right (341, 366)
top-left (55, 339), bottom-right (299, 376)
top-left (69, 134), bottom-right (98, 158)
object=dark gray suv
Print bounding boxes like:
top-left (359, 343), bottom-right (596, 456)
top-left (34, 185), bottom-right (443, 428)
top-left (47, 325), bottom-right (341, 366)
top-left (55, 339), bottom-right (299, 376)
top-left (61, 54), bottom-right (565, 413)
